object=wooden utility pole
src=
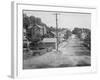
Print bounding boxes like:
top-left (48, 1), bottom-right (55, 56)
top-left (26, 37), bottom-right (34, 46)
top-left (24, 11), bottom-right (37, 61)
top-left (55, 13), bottom-right (58, 52)
top-left (53, 13), bottom-right (60, 52)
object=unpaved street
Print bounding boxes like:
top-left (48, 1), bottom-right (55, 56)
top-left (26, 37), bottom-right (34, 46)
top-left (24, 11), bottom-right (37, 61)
top-left (23, 34), bottom-right (90, 69)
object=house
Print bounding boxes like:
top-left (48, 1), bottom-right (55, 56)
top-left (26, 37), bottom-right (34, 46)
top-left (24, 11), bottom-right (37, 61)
top-left (41, 38), bottom-right (57, 49)
top-left (38, 25), bottom-right (47, 35)
top-left (58, 29), bottom-right (67, 42)
top-left (58, 29), bottom-right (67, 37)
top-left (28, 24), bottom-right (47, 36)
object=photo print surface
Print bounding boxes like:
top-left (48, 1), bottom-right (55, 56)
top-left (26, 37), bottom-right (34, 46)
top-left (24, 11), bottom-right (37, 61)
top-left (23, 10), bottom-right (91, 69)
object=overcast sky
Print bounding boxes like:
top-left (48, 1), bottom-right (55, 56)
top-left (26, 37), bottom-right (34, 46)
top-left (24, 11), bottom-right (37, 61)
top-left (23, 10), bottom-right (91, 30)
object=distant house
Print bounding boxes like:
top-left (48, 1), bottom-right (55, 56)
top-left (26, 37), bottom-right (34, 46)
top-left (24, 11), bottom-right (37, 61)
top-left (58, 29), bottom-right (67, 37)
top-left (58, 29), bottom-right (67, 42)
top-left (41, 38), bottom-right (57, 49)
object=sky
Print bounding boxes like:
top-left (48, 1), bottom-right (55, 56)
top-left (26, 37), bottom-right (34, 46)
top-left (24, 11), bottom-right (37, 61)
top-left (23, 10), bottom-right (91, 30)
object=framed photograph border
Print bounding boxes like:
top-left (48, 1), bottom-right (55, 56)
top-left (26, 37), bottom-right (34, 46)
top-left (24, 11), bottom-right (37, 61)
top-left (11, 1), bottom-right (97, 78)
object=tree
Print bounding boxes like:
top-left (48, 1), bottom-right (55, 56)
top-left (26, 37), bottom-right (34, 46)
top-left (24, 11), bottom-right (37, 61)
top-left (35, 17), bottom-right (41, 25)
top-left (23, 14), bottom-right (30, 29)
top-left (82, 28), bottom-right (91, 50)
top-left (72, 27), bottom-right (82, 38)
top-left (23, 14), bottom-right (43, 49)
top-left (29, 16), bottom-right (36, 25)
top-left (72, 27), bottom-right (91, 50)
top-left (64, 29), bottom-right (72, 40)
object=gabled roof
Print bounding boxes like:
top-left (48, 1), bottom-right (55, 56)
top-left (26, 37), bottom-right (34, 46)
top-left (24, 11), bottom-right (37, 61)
top-left (28, 24), bottom-right (44, 29)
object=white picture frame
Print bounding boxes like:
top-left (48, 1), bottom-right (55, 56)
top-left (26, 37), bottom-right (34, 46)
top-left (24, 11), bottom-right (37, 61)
top-left (11, 1), bottom-right (97, 78)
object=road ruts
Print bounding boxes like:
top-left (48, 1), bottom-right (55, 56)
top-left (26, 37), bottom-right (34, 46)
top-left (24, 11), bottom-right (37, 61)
top-left (58, 34), bottom-right (90, 56)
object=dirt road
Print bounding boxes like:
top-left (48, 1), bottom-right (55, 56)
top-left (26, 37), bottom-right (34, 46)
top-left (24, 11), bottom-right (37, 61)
top-left (58, 34), bottom-right (90, 56)
top-left (23, 34), bottom-right (91, 69)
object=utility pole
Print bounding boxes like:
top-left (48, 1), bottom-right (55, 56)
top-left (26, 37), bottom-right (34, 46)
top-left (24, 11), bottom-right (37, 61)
top-left (53, 13), bottom-right (60, 52)
top-left (55, 13), bottom-right (58, 52)
top-left (53, 13), bottom-right (59, 52)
